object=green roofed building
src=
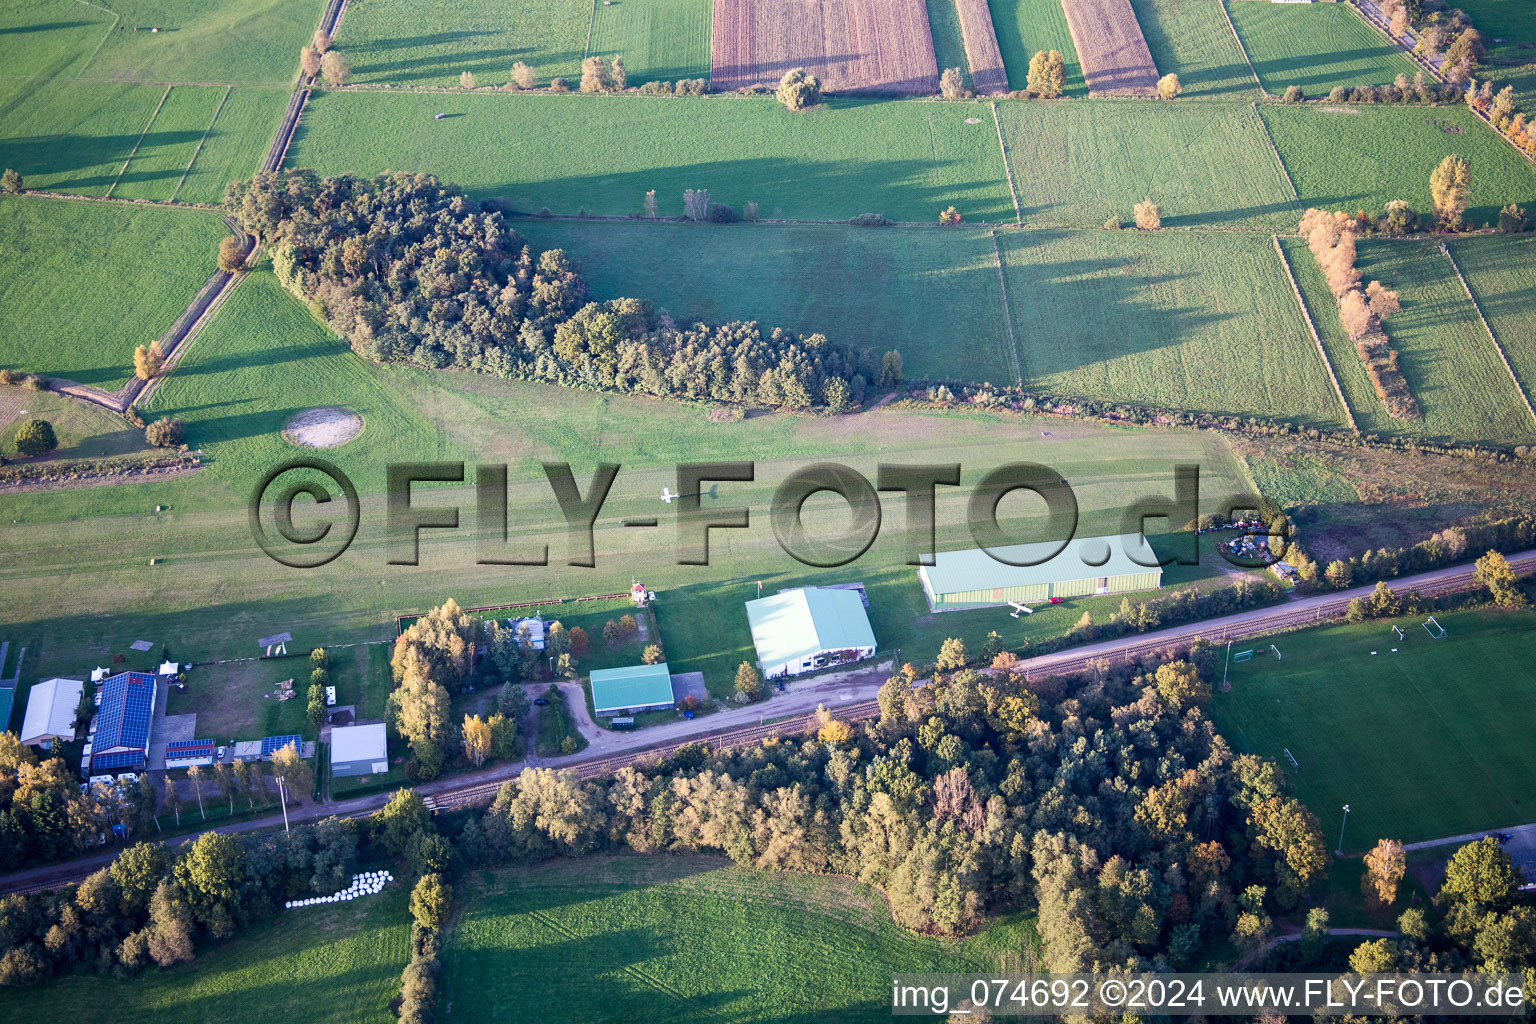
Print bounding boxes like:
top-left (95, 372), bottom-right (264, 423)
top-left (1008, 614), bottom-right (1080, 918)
top-left (590, 662), bottom-right (676, 716)
top-left (919, 534), bottom-right (1163, 610)
top-left (745, 586), bottom-right (878, 679)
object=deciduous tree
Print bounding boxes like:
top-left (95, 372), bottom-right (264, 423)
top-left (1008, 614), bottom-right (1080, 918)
top-left (1430, 154), bottom-right (1471, 231)
top-left (776, 68), bottom-right (821, 110)
top-left (1362, 838), bottom-right (1406, 909)
top-left (1027, 50), bottom-right (1064, 98)
top-left (13, 418), bottom-right (57, 457)
top-left (320, 50), bottom-right (350, 86)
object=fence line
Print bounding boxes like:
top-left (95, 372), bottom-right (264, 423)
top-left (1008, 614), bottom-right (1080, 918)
top-left (991, 102), bottom-right (1022, 225)
top-left (990, 229), bottom-right (1025, 388)
top-left (1273, 235), bottom-right (1358, 431)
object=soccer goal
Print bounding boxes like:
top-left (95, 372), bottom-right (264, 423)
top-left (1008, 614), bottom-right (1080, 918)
top-left (1233, 649), bottom-right (1255, 663)
top-left (1423, 616), bottom-right (1447, 639)
top-left (1269, 644), bottom-right (1281, 661)
top-left (1392, 625), bottom-right (1404, 640)
top-left (1284, 748), bottom-right (1299, 770)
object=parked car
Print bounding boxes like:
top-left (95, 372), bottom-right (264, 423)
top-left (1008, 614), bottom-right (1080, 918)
top-left (1492, 832), bottom-right (1514, 844)
top-left (217, 745), bottom-right (226, 760)
top-left (533, 698), bottom-right (550, 706)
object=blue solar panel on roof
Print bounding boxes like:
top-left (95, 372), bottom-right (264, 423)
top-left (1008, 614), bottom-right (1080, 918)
top-left (90, 750), bottom-right (146, 771)
top-left (261, 734), bottom-right (302, 757)
top-left (166, 740), bottom-right (215, 755)
top-left (93, 672), bottom-right (155, 760)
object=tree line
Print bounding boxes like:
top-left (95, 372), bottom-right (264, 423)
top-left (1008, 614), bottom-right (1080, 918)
top-left (224, 170), bottom-right (880, 413)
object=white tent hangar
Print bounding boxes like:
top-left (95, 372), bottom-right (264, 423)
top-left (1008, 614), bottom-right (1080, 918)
top-left (330, 722), bottom-right (388, 777)
top-left (20, 678), bottom-right (84, 748)
top-left (745, 587), bottom-right (877, 679)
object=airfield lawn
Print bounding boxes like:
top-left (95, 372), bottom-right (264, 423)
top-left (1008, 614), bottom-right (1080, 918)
top-left (1127, 0), bottom-right (1258, 99)
top-left (286, 91), bottom-right (1014, 222)
top-left (989, 0), bottom-right (1086, 96)
top-left (0, 884), bottom-right (410, 1024)
top-left (334, 0), bottom-right (592, 87)
top-left (444, 854), bottom-right (1037, 1024)
top-left (1260, 103), bottom-right (1536, 230)
top-left (511, 219), bottom-right (1018, 384)
top-left (1211, 607), bottom-right (1536, 848)
top-left (73, 0), bottom-right (323, 87)
top-left (1226, 1), bottom-right (1420, 95)
top-left (0, 197), bottom-right (227, 389)
top-left (997, 228), bottom-right (1347, 427)
top-left (587, 0), bottom-right (712, 85)
top-left (1447, 235), bottom-right (1536, 406)
top-left (1282, 236), bottom-right (1536, 446)
top-left (994, 100), bottom-right (1298, 228)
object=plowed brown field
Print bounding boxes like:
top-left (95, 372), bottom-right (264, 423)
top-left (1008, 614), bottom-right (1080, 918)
top-left (955, 0), bottom-right (1008, 93)
top-left (1059, 0), bottom-right (1159, 96)
top-left (711, 0), bottom-right (941, 94)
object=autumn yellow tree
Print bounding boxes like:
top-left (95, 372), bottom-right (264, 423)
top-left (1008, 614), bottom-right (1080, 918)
top-left (462, 713), bottom-right (492, 767)
top-left (133, 342), bottom-right (164, 380)
top-left (1362, 838), bottom-right (1406, 909)
top-left (1430, 154), bottom-right (1471, 231)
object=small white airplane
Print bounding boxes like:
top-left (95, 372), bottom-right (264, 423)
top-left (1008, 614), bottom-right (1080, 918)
top-left (1008, 601), bottom-right (1034, 618)
top-left (660, 484), bottom-right (718, 504)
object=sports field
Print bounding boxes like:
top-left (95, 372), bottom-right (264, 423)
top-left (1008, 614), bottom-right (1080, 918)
top-left (1447, 235), bottom-right (1536, 406)
top-left (0, 197), bottom-right (227, 389)
top-left (511, 219), bottom-right (1017, 384)
top-left (998, 228), bottom-right (1347, 426)
top-left (988, 0), bottom-right (1086, 95)
top-left (1211, 608), bottom-right (1536, 848)
top-left (334, 0), bottom-right (592, 87)
top-left (0, 883), bottom-right (410, 1023)
top-left (1127, 0), bottom-right (1258, 98)
top-left (1259, 103), bottom-right (1536, 230)
top-left (1226, 1), bottom-right (1420, 95)
top-left (286, 91), bottom-right (1014, 222)
top-left (994, 101), bottom-right (1298, 228)
top-left (445, 854), bottom-right (1036, 1023)
top-left (587, 0), bottom-right (712, 85)
top-left (1281, 236), bottom-right (1536, 446)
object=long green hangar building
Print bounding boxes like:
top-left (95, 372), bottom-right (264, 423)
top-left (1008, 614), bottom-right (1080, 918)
top-left (919, 533), bottom-right (1163, 610)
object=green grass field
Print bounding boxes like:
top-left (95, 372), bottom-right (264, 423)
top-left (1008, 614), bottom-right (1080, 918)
top-left (1211, 607), bottom-right (1536, 847)
top-left (0, 197), bottom-right (227, 388)
top-left (1226, 1), bottom-right (1420, 95)
top-left (995, 100), bottom-right (1298, 228)
top-left (997, 228), bottom-right (1348, 426)
top-left (1447, 235), bottom-right (1536, 409)
top-left (587, 0), bottom-right (711, 85)
top-left (988, 0), bottom-right (1085, 96)
top-left (510, 219), bottom-right (1017, 384)
top-left (286, 91), bottom-right (1014, 222)
top-left (75, 0), bottom-right (322, 87)
top-left (174, 87), bottom-right (292, 203)
top-left (0, 387), bottom-right (153, 461)
top-left (1128, 0), bottom-right (1259, 98)
top-left (1458, 0), bottom-right (1536, 111)
top-left (110, 84), bottom-right (227, 200)
top-left (0, 81), bottom-right (169, 196)
top-left (444, 853), bottom-right (1038, 1023)
top-left (335, 0), bottom-right (592, 87)
top-left (925, 0), bottom-right (971, 88)
top-left (1281, 236), bottom-right (1536, 445)
top-left (0, 882), bottom-right (410, 1023)
top-left (1259, 103), bottom-right (1536, 229)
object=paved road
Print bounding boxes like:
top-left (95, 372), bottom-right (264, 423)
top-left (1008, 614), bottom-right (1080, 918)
top-left (1, 549), bottom-right (1529, 895)
top-left (1405, 821), bottom-right (1536, 882)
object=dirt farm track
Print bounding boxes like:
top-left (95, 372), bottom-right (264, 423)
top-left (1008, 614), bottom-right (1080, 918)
top-left (710, 0), bottom-right (940, 93)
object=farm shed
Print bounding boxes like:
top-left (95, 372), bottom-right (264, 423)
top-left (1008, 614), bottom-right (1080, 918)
top-left (89, 671), bottom-right (157, 773)
top-left (745, 587), bottom-right (877, 679)
top-left (330, 722), bottom-right (389, 777)
top-left (590, 663), bottom-right (675, 716)
top-left (919, 534), bottom-right (1163, 609)
top-left (20, 678), bottom-right (83, 748)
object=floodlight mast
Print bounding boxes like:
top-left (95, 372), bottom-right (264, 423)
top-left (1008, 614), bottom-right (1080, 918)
top-left (1336, 803), bottom-right (1351, 855)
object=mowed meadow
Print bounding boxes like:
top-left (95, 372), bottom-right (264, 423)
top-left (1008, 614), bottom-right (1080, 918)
top-left (285, 91), bottom-right (1015, 222)
top-left (0, 198), bottom-right (230, 388)
top-left (1227, 1), bottom-right (1422, 96)
top-left (999, 228), bottom-right (1347, 426)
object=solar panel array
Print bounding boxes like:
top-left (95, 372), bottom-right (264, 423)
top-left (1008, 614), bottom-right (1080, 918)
top-left (165, 739), bottom-right (215, 756)
top-left (91, 672), bottom-right (156, 772)
top-left (261, 734), bottom-right (302, 758)
top-left (91, 750), bottom-right (146, 772)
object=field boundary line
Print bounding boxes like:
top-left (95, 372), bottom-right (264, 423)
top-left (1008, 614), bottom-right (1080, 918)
top-left (171, 85), bottom-right (233, 202)
top-left (1273, 235), bottom-right (1357, 431)
top-left (106, 84), bottom-right (172, 199)
top-left (583, 0), bottom-right (599, 59)
top-left (71, 0), bottom-right (121, 81)
top-left (1218, 0), bottom-right (1266, 97)
top-left (990, 101), bottom-right (1021, 225)
top-left (1251, 102), bottom-right (1298, 203)
top-left (988, 229), bottom-right (1024, 387)
top-left (1440, 242), bottom-right (1536, 432)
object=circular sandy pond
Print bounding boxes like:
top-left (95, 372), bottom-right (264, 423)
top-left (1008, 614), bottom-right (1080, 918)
top-left (282, 407), bottom-right (363, 448)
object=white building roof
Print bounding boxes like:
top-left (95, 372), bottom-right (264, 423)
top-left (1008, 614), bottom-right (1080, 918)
top-left (20, 678), bottom-right (84, 745)
top-left (330, 722), bottom-right (387, 765)
top-left (745, 587), bottom-right (876, 669)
